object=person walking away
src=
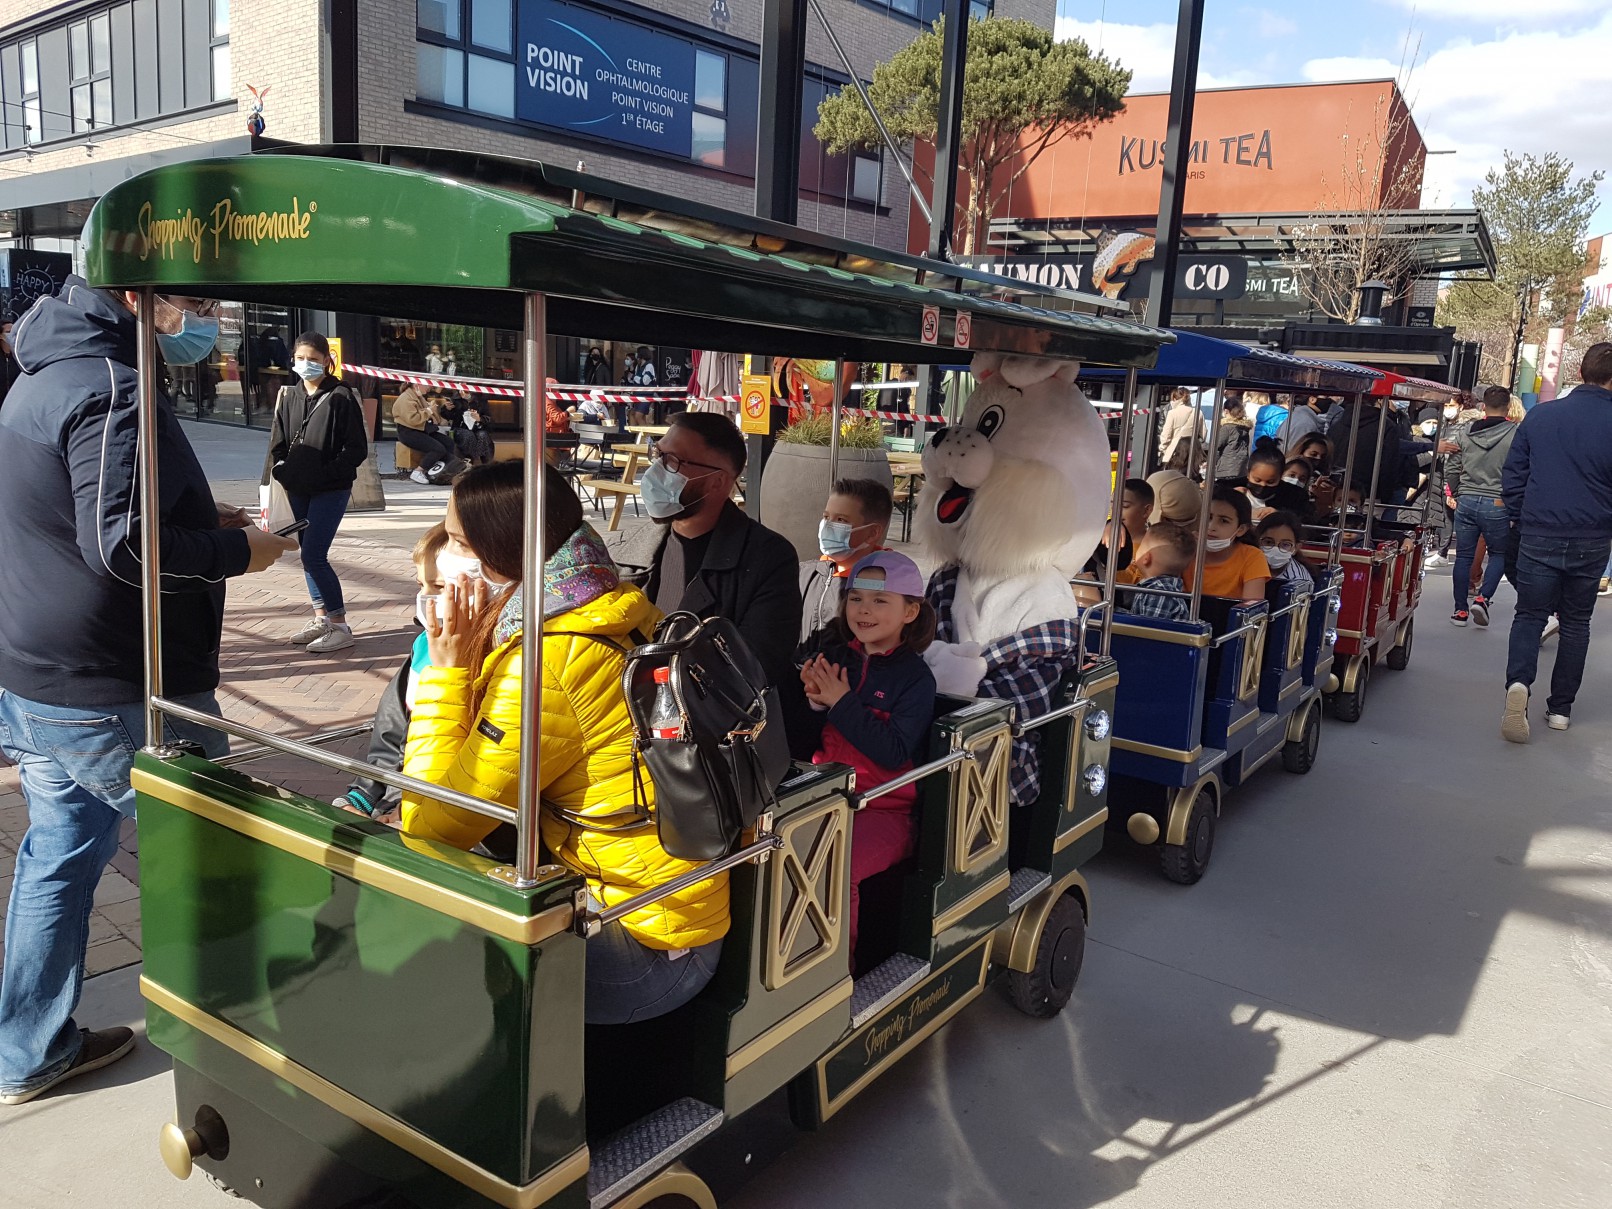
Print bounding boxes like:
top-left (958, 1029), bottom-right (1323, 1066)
top-left (0, 280), bottom-right (295, 1105)
top-left (392, 384), bottom-right (461, 484)
top-left (1443, 386), bottom-right (1517, 627)
top-left (1157, 387), bottom-right (1205, 474)
top-left (799, 479), bottom-right (893, 649)
top-left (1498, 343), bottom-right (1612, 741)
top-left (269, 333), bottom-right (370, 654)
top-left (1214, 395), bottom-right (1253, 483)
top-left (604, 411), bottom-right (809, 754)
top-left (1251, 392), bottom-right (1287, 445)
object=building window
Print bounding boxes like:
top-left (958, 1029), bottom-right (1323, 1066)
top-left (211, 0), bottom-right (232, 102)
top-left (19, 39), bottom-right (41, 144)
top-left (691, 50), bottom-right (727, 168)
top-left (852, 154), bottom-right (881, 203)
top-left (854, 0), bottom-right (991, 25)
top-left (69, 13), bottom-right (113, 131)
top-left (417, 0), bottom-right (515, 116)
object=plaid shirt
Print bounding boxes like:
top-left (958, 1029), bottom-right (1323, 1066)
top-left (1120, 574), bottom-right (1189, 621)
top-left (928, 566), bottom-right (1084, 808)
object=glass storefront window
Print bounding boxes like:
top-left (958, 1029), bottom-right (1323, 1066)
top-left (417, 43), bottom-right (465, 106)
top-left (167, 302), bottom-right (294, 429)
top-left (692, 112), bottom-right (725, 168)
top-left (471, 0), bottom-right (512, 53)
top-left (418, 0), bottom-right (460, 38)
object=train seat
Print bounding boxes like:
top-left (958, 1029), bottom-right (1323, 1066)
top-left (1108, 612), bottom-right (1213, 785)
top-left (1198, 596), bottom-right (1269, 753)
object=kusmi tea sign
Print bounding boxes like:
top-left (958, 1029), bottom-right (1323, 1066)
top-left (136, 197), bottom-right (318, 264)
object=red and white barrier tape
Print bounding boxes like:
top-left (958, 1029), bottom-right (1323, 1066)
top-left (846, 408), bottom-right (947, 423)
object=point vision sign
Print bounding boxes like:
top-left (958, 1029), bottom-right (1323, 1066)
top-left (516, 0), bottom-right (697, 157)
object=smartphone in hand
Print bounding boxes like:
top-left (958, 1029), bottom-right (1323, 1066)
top-left (274, 519), bottom-right (310, 538)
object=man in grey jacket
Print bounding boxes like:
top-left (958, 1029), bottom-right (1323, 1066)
top-left (1442, 386), bottom-right (1518, 626)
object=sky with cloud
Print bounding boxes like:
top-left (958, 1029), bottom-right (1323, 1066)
top-left (1054, 1), bottom-right (1612, 232)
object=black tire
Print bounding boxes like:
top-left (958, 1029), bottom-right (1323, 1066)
top-left (1006, 894), bottom-right (1086, 1018)
top-left (1281, 701), bottom-right (1321, 773)
top-left (1385, 619), bottom-right (1413, 670)
top-left (1159, 789), bottom-right (1216, 885)
top-left (1331, 657), bottom-right (1368, 723)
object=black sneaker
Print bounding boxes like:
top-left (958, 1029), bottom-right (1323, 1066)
top-left (1450, 610), bottom-right (1469, 627)
top-left (0, 1027), bottom-right (134, 1105)
top-left (1470, 596), bottom-right (1490, 627)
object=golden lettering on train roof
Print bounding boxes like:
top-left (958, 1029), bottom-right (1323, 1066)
top-left (136, 197), bottom-right (318, 264)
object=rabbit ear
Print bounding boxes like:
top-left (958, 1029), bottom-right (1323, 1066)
top-left (970, 352), bottom-right (1004, 380)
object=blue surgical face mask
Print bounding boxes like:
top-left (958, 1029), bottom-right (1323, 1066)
top-left (818, 519), bottom-right (855, 558)
top-left (640, 459), bottom-right (691, 521)
top-left (156, 311), bottom-right (219, 366)
top-left (293, 357), bottom-right (326, 381)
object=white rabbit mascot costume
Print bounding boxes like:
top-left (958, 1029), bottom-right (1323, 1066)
top-left (917, 352), bottom-right (1112, 807)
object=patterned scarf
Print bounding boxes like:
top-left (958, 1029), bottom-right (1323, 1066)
top-left (494, 522), bottom-right (620, 645)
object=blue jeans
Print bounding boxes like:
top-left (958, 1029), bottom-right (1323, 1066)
top-left (584, 924), bottom-right (722, 1026)
top-left (1504, 535), bottom-right (1612, 715)
top-left (0, 689), bottom-right (227, 1093)
top-left (287, 489), bottom-right (350, 616)
top-left (1452, 496), bottom-right (1511, 611)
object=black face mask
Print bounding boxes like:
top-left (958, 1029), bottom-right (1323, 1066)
top-left (1246, 484), bottom-right (1275, 503)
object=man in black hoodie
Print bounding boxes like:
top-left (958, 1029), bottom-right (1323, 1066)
top-left (0, 278), bottom-right (293, 1105)
top-left (1499, 343), bottom-right (1612, 743)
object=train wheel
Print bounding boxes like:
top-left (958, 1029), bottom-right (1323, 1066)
top-left (1385, 619), bottom-right (1414, 670)
top-left (1160, 789), bottom-right (1216, 885)
top-left (1006, 894), bottom-right (1086, 1018)
top-left (1281, 701), bottom-right (1321, 774)
top-left (1331, 657), bottom-right (1369, 723)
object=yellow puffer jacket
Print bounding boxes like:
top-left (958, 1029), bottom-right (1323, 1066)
top-left (400, 583), bottom-right (729, 950)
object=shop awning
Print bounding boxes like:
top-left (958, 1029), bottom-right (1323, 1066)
top-left (1082, 328), bottom-right (1381, 393)
top-left (82, 149), bottom-right (1173, 368)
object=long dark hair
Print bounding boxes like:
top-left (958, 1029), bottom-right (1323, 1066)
top-left (456, 462), bottom-right (585, 696)
top-left (1211, 483), bottom-right (1256, 545)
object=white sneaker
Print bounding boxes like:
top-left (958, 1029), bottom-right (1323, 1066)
top-left (1501, 682), bottom-right (1530, 744)
top-left (409, 468), bottom-right (430, 485)
top-left (290, 617), bottom-right (331, 645)
top-left (1424, 553), bottom-right (1450, 568)
top-left (306, 625), bottom-right (354, 654)
top-left (1599, 577), bottom-right (1610, 597)
top-left (1546, 713), bottom-right (1570, 731)
top-left (1541, 616), bottom-right (1560, 643)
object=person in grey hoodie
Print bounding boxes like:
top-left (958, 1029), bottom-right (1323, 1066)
top-left (1443, 386), bottom-right (1518, 626)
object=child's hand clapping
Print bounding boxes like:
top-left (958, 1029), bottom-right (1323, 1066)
top-left (801, 654), bottom-right (851, 709)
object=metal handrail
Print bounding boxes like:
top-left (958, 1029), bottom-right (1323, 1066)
top-left (1015, 697), bottom-right (1092, 738)
top-left (1266, 593), bottom-right (1314, 621)
top-left (578, 832), bottom-right (786, 937)
top-left (151, 696), bottom-right (517, 826)
top-left (852, 748), bottom-right (976, 809)
top-left (1210, 618), bottom-right (1266, 648)
top-left (1076, 597), bottom-right (1112, 662)
top-left (215, 723), bottom-right (374, 768)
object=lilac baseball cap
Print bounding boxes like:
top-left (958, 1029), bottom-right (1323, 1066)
top-left (848, 550), bottom-right (926, 597)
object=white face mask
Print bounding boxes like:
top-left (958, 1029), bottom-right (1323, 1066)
top-left (435, 550), bottom-right (482, 582)
top-left (1264, 549), bottom-right (1294, 570)
top-left (415, 593), bottom-right (439, 628)
top-left (1283, 475), bottom-right (1306, 487)
top-left (1206, 537), bottom-right (1234, 553)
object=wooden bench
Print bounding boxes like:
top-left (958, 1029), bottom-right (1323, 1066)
top-left (579, 444), bottom-right (651, 531)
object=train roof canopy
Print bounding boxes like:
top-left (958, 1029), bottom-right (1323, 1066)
top-left (1082, 327), bottom-right (1382, 392)
top-left (83, 148), bottom-right (1173, 368)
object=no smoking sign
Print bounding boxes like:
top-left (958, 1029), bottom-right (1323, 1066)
top-left (921, 304), bottom-right (940, 345)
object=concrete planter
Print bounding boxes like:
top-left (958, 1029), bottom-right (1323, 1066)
top-left (760, 443), bottom-right (894, 563)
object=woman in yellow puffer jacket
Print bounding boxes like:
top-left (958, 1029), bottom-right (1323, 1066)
top-left (400, 461), bottom-right (728, 1024)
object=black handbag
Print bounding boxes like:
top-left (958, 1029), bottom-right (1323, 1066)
top-left (621, 612), bottom-right (790, 860)
top-left (272, 388), bottom-right (331, 495)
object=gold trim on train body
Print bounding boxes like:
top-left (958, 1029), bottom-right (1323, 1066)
top-left (130, 770), bottom-right (572, 946)
top-left (1238, 619), bottom-right (1268, 701)
top-left (812, 941), bottom-right (992, 1120)
top-left (1111, 737), bottom-right (1205, 764)
top-left (140, 977), bottom-right (588, 1209)
top-left (992, 870), bottom-right (1091, 974)
top-left (1083, 671), bottom-right (1121, 697)
top-left (1110, 622), bottom-right (1211, 648)
top-left (1054, 807), bottom-right (1109, 854)
top-left (1286, 598), bottom-right (1312, 669)
top-left (762, 795), bottom-right (849, 991)
top-left (931, 869), bottom-right (1012, 937)
top-left (724, 977), bottom-right (853, 1080)
top-left (610, 1164), bottom-right (716, 1209)
top-left (1164, 774), bottom-right (1220, 846)
top-left (950, 726), bottom-right (1011, 876)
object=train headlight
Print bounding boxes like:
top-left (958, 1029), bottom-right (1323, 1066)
top-left (1082, 763), bottom-right (1108, 796)
top-left (1329, 595), bottom-right (1341, 614)
top-left (1084, 709), bottom-right (1112, 742)
top-left (1325, 629), bottom-right (1338, 646)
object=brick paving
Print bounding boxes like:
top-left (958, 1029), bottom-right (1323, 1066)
top-left (0, 531), bottom-right (421, 977)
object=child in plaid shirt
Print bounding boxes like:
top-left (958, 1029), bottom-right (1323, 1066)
top-left (1119, 522), bottom-right (1195, 621)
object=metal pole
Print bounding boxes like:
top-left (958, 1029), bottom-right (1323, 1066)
top-left (1337, 389), bottom-right (1363, 555)
top-left (805, 0), bottom-right (931, 226)
top-left (926, 0), bottom-right (970, 258)
top-left (1133, 383), bottom-right (1159, 477)
top-left (516, 293), bottom-right (548, 887)
top-left (828, 357), bottom-right (843, 483)
top-left (1364, 393), bottom-right (1390, 546)
top-left (1141, 0), bottom-right (1205, 332)
top-left (1185, 388), bottom-right (1202, 481)
top-left (136, 288), bottom-right (165, 749)
top-left (1101, 366), bottom-right (1140, 658)
top-left (1188, 377), bottom-right (1227, 621)
top-left (756, 0), bottom-right (806, 224)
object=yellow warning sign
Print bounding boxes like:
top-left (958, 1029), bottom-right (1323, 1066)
top-left (740, 372), bottom-right (772, 435)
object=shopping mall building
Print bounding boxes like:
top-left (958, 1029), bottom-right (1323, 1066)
top-left (0, 0), bottom-right (1028, 428)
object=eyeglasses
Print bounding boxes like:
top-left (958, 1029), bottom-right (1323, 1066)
top-left (654, 450), bottom-right (726, 477)
top-left (1260, 539), bottom-right (1298, 553)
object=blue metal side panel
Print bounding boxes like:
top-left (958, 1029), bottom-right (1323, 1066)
top-left (1109, 747), bottom-right (1198, 789)
top-left (1303, 565), bottom-right (1342, 687)
top-left (1199, 600), bottom-right (1265, 753)
top-left (1259, 580), bottom-right (1305, 714)
top-left (1110, 619), bottom-right (1212, 761)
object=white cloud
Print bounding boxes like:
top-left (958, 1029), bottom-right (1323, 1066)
top-left (1384, 0), bottom-right (1607, 18)
top-left (1250, 8), bottom-right (1298, 40)
top-left (1305, 13), bottom-right (1612, 226)
top-left (1054, 17), bottom-right (1260, 92)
